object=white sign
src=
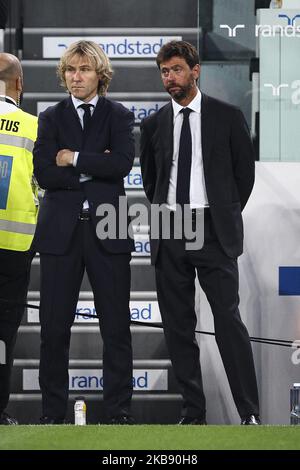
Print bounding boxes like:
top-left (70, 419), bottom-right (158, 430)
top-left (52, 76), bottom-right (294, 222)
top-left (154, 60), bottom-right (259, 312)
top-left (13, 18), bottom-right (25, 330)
top-left (27, 300), bottom-right (161, 323)
top-left (43, 36), bottom-right (182, 59)
top-left (124, 166), bottom-right (143, 189)
top-left (37, 102), bottom-right (57, 115)
top-left (120, 101), bottom-right (168, 123)
top-left (23, 369), bottom-right (168, 391)
top-left (282, 1), bottom-right (300, 8)
top-left (133, 234), bottom-right (151, 257)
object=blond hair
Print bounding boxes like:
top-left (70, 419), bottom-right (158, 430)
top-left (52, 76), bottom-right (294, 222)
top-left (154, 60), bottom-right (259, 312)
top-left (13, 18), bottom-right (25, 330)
top-left (57, 40), bottom-right (113, 95)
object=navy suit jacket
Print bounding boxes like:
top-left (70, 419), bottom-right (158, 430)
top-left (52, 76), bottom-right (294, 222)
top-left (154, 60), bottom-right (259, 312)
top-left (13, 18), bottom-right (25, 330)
top-left (33, 96), bottom-right (135, 254)
top-left (140, 93), bottom-right (255, 264)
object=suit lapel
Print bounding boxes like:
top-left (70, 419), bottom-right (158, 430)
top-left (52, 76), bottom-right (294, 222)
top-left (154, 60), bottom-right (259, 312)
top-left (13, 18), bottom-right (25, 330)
top-left (201, 93), bottom-right (215, 168)
top-left (64, 96), bottom-right (108, 150)
top-left (89, 97), bottom-right (108, 136)
top-left (64, 97), bottom-right (83, 149)
top-left (158, 96), bottom-right (216, 172)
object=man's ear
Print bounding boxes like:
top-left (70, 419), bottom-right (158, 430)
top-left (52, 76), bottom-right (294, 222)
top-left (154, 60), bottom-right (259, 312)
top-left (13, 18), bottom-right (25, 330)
top-left (192, 64), bottom-right (200, 82)
top-left (16, 76), bottom-right (23, 93)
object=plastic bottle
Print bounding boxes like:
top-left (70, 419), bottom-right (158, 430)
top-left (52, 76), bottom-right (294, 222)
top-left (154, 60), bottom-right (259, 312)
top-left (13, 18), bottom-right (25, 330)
top-left (290, 383), bottom-right (300, 425)
top-left (74, 396), bottom-right (86, 425)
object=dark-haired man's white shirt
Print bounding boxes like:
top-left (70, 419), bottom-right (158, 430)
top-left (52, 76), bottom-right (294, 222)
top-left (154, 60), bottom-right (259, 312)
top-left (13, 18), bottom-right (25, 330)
top-left (167, 88), bottom-right (208, 210)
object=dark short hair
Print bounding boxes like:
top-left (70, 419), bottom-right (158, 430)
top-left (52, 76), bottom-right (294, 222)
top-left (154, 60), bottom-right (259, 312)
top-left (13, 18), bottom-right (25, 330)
top-left (156, 40), bottom-right (199, 70)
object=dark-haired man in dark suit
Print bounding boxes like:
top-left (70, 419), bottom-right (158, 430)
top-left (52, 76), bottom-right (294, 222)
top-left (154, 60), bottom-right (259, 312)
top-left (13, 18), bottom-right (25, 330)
top-left (140, 40), bottom-right (260, 425)
top-left (33, 40), bottom-right (135, 425)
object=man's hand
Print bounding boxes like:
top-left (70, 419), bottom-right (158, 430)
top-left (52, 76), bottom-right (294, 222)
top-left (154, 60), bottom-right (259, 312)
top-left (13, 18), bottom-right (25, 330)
top-left (56, 149), bottom-right (75, 167)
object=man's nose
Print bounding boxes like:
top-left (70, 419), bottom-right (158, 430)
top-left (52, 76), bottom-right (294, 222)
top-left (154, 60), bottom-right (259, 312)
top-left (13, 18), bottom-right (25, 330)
top-left (73, 70), bottom-right (82, 80)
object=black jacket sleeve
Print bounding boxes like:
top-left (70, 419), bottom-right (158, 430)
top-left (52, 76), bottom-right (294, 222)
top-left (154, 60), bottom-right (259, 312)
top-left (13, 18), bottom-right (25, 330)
top-left (230, 108), bottom-right (255, 210)
top-left (140, 118), bottom-right (157, 203)
top-left (33, 111), bottom-right (81, 190)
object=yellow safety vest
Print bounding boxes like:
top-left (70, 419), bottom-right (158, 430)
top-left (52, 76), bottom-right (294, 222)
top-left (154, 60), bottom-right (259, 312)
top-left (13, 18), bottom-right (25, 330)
top-left (0, 105), bottom-right (38, 251)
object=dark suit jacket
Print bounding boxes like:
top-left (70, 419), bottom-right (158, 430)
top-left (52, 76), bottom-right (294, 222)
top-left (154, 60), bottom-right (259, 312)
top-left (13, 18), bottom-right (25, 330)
top-left (140, 93), bottom-right (255, 264)
top-left (33, 96), bottom-right (135, 254)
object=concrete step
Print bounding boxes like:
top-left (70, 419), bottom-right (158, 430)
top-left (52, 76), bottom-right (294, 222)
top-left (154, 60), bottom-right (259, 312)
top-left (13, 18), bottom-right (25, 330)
top-left (21, 60), bottom-right (163, 93)
top-left (28, 258), bottom-right (155, 292)
top-left (20, 61), bottom-right (252, 126)
top-left (22, 291), bottom-right (162, 355)
top-left (6, 27), bottom-right (200, 60)
top-left (9, 0), bottom-right (200, 28)
top-left (7, 392), bottom-right (182, 424)
top-left (15, 324), bottom-right (167, 360)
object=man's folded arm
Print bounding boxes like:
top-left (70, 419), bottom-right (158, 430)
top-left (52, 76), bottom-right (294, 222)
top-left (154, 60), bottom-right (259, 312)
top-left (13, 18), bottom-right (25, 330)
top-left (33, 112), bottom-right (81, 190)
top-left (75, 111), bottom-right (135, 180)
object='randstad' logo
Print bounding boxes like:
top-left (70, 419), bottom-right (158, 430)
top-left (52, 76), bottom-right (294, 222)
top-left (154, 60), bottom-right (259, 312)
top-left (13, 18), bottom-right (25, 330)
top-left (43, 36), bottom-right (182, 59)
top-left (291, 340), bottom-right (300, 365)
top-left (219, 24), bottom-right (245, 37)
top-left (23, 369), bottom-right (168, 391)
top-left (263, 80), bottom-right (300, 103)
top-left (278, 14), bottom-right (300, 26)
top-left (71, 371), bottom-right (151, 390)
top-left (264, 83), bottom-right (289, 97)
top-left (220, 14), bottom-right (300, 38)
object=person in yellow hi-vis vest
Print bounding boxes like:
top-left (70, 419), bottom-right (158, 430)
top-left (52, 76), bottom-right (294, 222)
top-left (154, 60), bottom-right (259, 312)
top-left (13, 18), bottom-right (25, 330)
top-left (0, 53), bottom-right (37, 425)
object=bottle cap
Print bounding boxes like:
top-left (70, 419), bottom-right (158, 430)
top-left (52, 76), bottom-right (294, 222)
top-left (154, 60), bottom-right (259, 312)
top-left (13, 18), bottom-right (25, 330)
top-left (75, 396), bottom-right (85, 401)
top-left (293, 383), bottom-right (300, 388)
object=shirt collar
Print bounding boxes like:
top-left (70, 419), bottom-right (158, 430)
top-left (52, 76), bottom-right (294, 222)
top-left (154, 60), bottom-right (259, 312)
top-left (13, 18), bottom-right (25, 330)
top-left (0, 95), bottom-right (18, 107)
top-left (172, 88), bottom-right (201, 118)
top-left (72, 94), bottom-right (99, 110)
